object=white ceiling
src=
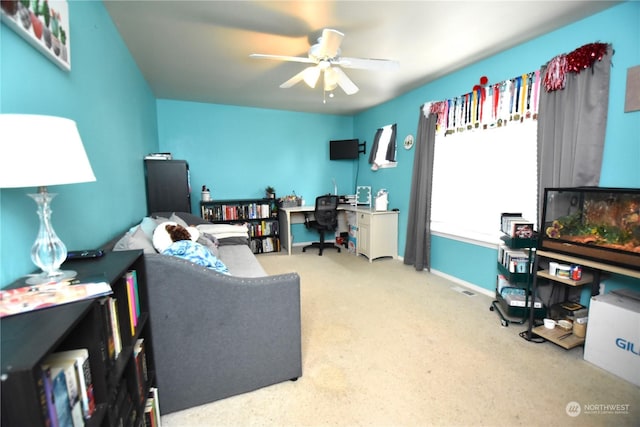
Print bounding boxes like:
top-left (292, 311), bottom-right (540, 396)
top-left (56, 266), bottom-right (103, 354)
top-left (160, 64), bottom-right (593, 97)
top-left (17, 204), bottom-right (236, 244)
top-left (104, 0), bottom-right (618, 115)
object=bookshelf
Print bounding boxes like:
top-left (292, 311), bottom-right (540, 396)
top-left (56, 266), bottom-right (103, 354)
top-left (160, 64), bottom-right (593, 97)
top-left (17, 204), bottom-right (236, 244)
top-left (490, 214), bottom-right (545, 327)
top-left (200, 198), bottom-right (280, 254)
top-left (1, 250), bottom-right (160, 427)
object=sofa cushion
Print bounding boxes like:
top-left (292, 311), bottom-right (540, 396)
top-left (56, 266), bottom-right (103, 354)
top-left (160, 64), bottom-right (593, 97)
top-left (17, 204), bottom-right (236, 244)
top-left (218, 236), bottom-right (250, 246)
top-left (128, 216), bottom-right (161, 240)
top-left (218, 245), bottom-right (266, 277)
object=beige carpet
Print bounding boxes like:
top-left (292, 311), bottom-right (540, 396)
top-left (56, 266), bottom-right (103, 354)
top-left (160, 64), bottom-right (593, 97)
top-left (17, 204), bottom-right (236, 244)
top-left (162, 248), bottom-right (639, 427)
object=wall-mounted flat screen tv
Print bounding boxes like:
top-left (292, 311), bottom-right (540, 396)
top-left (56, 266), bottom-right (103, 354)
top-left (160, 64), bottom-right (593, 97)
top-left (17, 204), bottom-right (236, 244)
top-left (330, 139), bottom-right (359, 160)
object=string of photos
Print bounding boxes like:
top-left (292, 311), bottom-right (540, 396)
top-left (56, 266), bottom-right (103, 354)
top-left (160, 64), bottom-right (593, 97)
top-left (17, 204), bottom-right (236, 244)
top-left (427, 42), bottom-right (610, 136)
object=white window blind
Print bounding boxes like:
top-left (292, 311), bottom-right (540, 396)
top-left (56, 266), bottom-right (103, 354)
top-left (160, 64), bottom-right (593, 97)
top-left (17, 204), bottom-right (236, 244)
top-left (431, 120), bottom-right (538, 243)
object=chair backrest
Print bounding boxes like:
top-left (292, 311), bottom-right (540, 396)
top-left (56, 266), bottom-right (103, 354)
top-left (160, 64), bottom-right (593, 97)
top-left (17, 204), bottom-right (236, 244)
top-left (314, 195), bottom-right (339, 229)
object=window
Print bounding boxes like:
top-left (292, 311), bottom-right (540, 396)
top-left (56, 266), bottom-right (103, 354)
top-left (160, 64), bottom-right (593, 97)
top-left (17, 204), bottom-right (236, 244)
top-left (431, 120), bottom-right (538, 244)
top-left (369, 124), bottom-right (397, 170)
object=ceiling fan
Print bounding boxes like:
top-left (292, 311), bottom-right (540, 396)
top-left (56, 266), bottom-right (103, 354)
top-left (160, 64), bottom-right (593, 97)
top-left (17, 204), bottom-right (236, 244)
top-left (250, 28), bottom-right (399, 95)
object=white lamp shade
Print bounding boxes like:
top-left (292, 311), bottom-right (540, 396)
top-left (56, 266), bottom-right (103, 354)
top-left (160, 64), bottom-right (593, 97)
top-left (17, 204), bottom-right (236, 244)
top-left (0, 114), bottom-right (96, 188)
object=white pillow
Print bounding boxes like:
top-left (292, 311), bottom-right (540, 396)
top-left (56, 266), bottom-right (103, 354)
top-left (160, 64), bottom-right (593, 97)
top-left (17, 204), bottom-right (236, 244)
top-left (152, 221), bottom-right (200, 253)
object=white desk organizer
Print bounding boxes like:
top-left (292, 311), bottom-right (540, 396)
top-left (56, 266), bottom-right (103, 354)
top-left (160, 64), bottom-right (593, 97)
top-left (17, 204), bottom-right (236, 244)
top-left (375, 189), bottom-right (388, 211)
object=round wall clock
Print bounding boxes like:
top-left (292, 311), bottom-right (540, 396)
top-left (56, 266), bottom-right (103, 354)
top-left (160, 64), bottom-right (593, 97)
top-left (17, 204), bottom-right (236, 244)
top-left (403, 134), bottom-right (414, 150)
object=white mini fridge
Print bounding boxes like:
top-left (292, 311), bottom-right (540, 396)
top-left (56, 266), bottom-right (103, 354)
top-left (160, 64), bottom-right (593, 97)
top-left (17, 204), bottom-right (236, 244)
top-left (583, 289), bottom-right (640, 386)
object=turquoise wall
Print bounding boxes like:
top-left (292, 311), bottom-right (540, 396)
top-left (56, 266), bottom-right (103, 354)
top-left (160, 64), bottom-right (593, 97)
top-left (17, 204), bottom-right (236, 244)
top-left (156, 100), bottom-right (354, 243)
top-left (156, 100), bottom-right (354, 206)
top-left (1, 1), bottom-right (158, 284)
top-left (353, 1), bottom-right (640, 293)
top-left (1, 1), bottom-right (638, 294)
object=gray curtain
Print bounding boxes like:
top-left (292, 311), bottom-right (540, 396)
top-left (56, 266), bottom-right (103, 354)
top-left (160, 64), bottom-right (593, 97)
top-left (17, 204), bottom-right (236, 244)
top-left (368, 128), bottom-right (383, 164)
top-left (537, 45), bottom-right (613, 222)
top-left (404, 107), bottom-right (437, 271)
top-left (368, 124), bottom-right (397, 164)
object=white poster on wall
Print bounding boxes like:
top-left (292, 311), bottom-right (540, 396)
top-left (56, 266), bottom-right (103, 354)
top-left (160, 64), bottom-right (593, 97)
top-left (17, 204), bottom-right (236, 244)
top-left (1, 0), bottom-right (71, 71)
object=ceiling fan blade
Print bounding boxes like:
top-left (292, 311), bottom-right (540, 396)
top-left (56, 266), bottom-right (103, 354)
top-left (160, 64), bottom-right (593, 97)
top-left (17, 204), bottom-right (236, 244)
top-left (336, 57), bottom-right (399, 71)
top-left (250, 54), bottom-right (316, 64)
top-left (316, 29), bottom-right (344, 58)
top-left (279, 69), bottom-right (307, 88)
top-left (332, 67), bottom-right (359, 95)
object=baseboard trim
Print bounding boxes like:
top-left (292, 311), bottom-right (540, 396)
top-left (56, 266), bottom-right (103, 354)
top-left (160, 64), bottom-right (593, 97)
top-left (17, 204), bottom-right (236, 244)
top-left (429, 269), bottom-right (494, 298)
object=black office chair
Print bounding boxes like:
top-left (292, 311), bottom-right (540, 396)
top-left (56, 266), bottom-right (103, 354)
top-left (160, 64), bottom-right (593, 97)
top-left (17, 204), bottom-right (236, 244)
top-left (302, 195), bottom-right (342, 256)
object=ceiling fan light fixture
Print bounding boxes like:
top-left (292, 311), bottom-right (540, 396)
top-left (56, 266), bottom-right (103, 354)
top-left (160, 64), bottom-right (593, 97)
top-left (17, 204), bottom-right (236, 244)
top-left (303, 66), bottom-right (321, 88)
top-left (324, 67), bottom-right (339, 91)
top-left (252, 28), bottom-right (390, 97)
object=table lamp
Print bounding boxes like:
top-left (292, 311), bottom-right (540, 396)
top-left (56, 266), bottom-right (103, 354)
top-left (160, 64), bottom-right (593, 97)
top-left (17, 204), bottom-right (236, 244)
top-left (0, 114), bottom-right (96, 284)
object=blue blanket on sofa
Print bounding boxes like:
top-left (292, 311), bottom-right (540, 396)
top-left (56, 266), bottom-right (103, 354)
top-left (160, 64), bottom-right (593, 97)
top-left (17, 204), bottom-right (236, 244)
top-left (162, 240), bottom-right (229, 274)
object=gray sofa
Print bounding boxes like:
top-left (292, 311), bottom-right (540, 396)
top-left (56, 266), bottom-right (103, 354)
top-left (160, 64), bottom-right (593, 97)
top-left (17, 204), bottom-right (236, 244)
top-left (103, 212), bottom-right (302, 415)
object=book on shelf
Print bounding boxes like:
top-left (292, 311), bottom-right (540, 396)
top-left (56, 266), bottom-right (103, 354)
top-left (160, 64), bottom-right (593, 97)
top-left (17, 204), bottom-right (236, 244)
top-left (500, 212), bottom-right (522, 233)
top-left (42, 356), bottom-right (83, 427)
top-left (498, 245), bottom-right (531, 273)
top-left (41, 366), bottom-right (57, 427)
top-left (250, 238), bottom-right (262, 254)
top-left (119, 270), bottom-right (140, 337)
top-left (0, 280), bottom-right (112, 318)
top-left (49, 366), bottom-right (74, 427)
top-left (135, 339), bottom-right (149, 384)
top-left (43, 349), bottom-right (96, 420)
top-left (35, 366), bottom-right (53, 427)
top-left (500, 213), bottom-right (535, 238)
top-left (263, 237), bottom-right (275, 253)
top-left (129, 338), bottom-right (149, 405)
top-left (129, 270), bottom-right (141, 319)
top-left (145, 387), bottom-right (161, 427)
top-left (109, 297), bottom-right (123, 358)
top-left (98, 297), bottom-right (117, 365)
top-left (144, 399), bottom-right (156, 427)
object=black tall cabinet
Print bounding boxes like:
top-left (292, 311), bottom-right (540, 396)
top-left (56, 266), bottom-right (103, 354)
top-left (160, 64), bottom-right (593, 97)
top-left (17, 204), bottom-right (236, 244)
top-left (144, 159), bottom-right (191, 214)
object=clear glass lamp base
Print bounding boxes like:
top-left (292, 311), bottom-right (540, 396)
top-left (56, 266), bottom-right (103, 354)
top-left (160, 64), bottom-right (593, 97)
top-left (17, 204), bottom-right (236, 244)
top-left (25, 188), bottom-right (76, 285)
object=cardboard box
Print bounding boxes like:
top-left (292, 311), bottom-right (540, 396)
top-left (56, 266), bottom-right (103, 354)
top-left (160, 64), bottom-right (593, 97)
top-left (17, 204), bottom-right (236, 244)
top-left (583, 290), bottom-right (640, 386)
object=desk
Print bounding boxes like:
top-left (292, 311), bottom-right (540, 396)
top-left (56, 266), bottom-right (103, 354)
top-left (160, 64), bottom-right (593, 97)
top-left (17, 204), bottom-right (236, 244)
top-left (278, 205), bottom-right (399, 261)
top-left (278, 205), bottom-right (344, 256)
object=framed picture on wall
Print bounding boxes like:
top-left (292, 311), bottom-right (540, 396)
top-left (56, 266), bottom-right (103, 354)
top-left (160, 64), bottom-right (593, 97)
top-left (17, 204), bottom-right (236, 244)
top-left (1, 0), bottom-right (71, 71)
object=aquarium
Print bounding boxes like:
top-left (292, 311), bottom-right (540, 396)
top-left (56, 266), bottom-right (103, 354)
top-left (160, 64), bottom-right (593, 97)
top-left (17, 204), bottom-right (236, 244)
top-left (540, 187), bottom-right (640, 269)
